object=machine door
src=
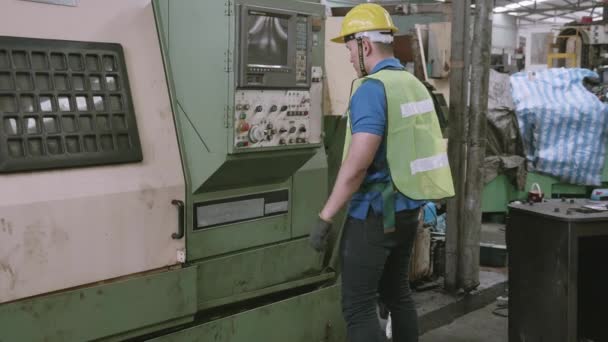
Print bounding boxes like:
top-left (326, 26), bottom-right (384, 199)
top-left (0, 0), bottom-right (185, 304)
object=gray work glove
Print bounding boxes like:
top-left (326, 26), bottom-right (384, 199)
top-left (309, 217), bottom-right (332, 252)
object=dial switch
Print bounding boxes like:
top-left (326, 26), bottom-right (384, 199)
top-left (248, 126), bottom-right (265, 143)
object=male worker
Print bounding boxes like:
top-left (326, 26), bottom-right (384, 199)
top-left (309, 4), bottom-right (454, 342)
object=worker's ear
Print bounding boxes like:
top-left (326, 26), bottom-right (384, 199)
top-left (363, 39), bottom-right (373, 57)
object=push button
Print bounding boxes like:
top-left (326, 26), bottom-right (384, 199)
top-left (238, 122), bottom-right (250, 132)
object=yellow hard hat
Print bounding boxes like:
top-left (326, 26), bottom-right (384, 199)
top-left (331, 3), bottom-right (398, 43)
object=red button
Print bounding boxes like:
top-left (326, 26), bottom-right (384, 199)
top-left (239, 122), bottom-right (250, 132)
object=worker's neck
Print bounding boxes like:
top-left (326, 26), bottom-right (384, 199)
top-left (366, 53), bottom-right (395, 73)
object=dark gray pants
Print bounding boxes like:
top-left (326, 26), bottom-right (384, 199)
top-left (340, 209), bottom-right (420, 342)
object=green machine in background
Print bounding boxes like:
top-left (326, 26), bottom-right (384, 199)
top-left (0, 0), bottom-right (345, 341)
top-left (482, 163), bottom-right (608, 214)
top-left (482, 173), bottom-right (589, 214)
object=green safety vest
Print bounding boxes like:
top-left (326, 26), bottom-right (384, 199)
top-left (343, 69), bottom-right (455, 232)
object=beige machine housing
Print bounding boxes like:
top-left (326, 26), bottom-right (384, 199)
top-left (0, 0), bottom-right (185, 304)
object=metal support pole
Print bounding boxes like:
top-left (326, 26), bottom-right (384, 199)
top-left (445, 0), bottom-right (471, 292)
top-left (458, 0), bottom-right (493, 291)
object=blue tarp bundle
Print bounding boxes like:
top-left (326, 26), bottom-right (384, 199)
top-left (510, 68), bottom-right (608, 186)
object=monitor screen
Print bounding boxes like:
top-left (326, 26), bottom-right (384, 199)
top-left (246, 11), bottom-right (289, 67)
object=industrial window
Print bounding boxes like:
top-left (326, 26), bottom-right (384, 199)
top-left (0, 36), bottom-right (142, 173)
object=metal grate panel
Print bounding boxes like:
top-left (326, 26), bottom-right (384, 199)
top-left (0, 36), bottom-right (142, 173)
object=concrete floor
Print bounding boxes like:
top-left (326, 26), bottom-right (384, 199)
top-left (481, 222), bottom-right (506, 246)
top-left (419, 301), bottom-right (507, 342)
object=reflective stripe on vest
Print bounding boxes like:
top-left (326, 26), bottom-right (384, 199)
top-left (400, 99), bottom-right (435, 118)
top-left (411, 152), bottom-right (449, 175)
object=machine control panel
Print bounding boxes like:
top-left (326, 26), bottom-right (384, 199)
top-left (233, 89), bottom-right (320, 149)
top-left (295, 16), bottom-right (309, 83)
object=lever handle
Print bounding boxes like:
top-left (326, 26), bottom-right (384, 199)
top-left (171, 200), bottom-right (185, 239)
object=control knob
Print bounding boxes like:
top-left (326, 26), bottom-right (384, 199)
top-left (248, 125), bottom-right (265, 143)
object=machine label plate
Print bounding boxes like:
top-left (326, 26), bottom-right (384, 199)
top-left (195, 190), bottom-right (289, 229)
top-left (20, 0), bottom-right (78, 6)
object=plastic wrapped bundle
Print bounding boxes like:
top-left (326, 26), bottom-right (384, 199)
top-left (510, 68), bottom-right (608, 185)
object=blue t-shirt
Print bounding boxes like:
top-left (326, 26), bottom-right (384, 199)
top-left (347, 58), bottom-right (425, 220)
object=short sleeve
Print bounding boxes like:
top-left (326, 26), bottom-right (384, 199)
top-left (349, 79), bottom-right (387, 137)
